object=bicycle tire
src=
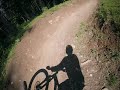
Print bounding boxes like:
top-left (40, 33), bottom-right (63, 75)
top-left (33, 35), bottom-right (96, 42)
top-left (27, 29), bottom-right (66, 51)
top-left (24, 69), bottom-right (48, 90)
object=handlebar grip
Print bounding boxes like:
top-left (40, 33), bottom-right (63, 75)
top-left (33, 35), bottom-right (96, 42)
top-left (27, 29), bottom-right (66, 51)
top-left (46, 66), bottom-right (51, 70)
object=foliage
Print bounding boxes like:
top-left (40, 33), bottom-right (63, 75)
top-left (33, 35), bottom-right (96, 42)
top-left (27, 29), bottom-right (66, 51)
top-left (97, 0), bottom-right (120, 89)
top-left (97, 0), bottom-right (120, 34)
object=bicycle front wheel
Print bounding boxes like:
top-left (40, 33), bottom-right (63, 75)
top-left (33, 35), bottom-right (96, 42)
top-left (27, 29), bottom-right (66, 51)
top-left (26, 69), bottom-right (49, 90)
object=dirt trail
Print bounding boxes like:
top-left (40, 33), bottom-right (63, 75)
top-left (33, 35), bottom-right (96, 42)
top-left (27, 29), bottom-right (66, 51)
top-left (6, 0), bottom-right (99, 90)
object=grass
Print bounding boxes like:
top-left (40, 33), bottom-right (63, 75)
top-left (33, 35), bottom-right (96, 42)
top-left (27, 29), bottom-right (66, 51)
top-left (97, 0), bottom-right (120, 88)
top-left (76, 23), bottom-right (88, 38)
top-left (97, 0), bottom-right (120, 22)
top-left (106, 73), bottom-right (118, 86)
top-left (96, 0), bottom-right (120, 61)
top-left (0, 1), bottom-right (70, 89)
top-left (97, 0), bottom-right (120, 34)
top-left (0, 38), bottom-right (19, 89)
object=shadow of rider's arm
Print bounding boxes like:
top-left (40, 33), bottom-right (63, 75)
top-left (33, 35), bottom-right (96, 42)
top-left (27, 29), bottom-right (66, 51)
top-left (50, 58), bottom-right (65, 72)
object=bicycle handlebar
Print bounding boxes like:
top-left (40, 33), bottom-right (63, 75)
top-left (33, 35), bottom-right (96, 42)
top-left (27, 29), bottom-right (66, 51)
top-left (46, 66), bottom-right (51, 70)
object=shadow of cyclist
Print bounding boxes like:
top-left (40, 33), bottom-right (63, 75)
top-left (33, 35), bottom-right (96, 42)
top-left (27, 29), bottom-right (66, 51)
top-left (48, 45), bottom-right (85, 90)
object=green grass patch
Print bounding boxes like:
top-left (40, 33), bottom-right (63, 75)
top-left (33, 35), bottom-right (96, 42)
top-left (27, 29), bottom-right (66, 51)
top-left (98, 0), bottom-right (120, 22)
top-left (76, 23), bottom-right (88, 37)
top-left (106, 73), bottom-right (118, 86)
top-left (97, 0), bottom-right (120, 34)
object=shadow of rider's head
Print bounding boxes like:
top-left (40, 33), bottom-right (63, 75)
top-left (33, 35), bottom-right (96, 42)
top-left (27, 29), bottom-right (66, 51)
top-left (66, 45), bottom-right (73, 56)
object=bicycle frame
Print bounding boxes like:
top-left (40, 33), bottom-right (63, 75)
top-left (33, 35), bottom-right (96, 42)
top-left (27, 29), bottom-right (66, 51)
top-left (36, 71), bottom-right (59, 90)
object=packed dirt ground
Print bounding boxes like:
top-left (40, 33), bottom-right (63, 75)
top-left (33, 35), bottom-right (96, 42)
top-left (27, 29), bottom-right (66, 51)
top-left (5, 0), bottom-right (120, 90)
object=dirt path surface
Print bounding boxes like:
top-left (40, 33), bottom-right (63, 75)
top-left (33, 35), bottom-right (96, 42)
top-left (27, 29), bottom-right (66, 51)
top-left (6, 0), bottom-right (99, 90)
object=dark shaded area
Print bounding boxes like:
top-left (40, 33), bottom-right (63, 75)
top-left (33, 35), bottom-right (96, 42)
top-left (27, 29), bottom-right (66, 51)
top-left (24, 45), bottom-right (84, 90)
top-left (49, 45), bottom-right (85, 90)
